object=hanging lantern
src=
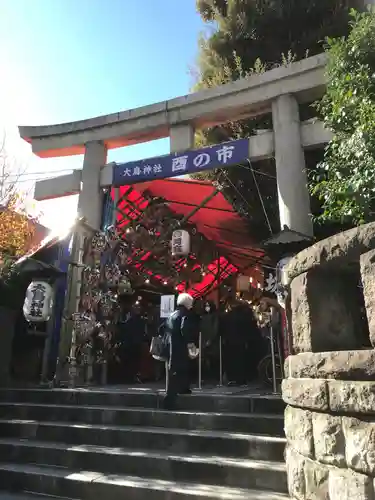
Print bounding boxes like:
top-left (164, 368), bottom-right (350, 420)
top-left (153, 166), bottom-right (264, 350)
top-left (171, 229), bottom-right (190, 257)
top-left (275, 255), bottom-right (293, 308)
top-left (276, 255), bottom-right (293, 287)
top-left (23, 281), bottom-right (54, 323)
top-left (236, 275), bottom-right (250, 292)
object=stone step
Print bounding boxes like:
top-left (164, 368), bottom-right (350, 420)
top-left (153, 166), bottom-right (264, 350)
top-left (0, 403), bottom-right (284, 436)
top-left (0, 493), bottom-right (73, 500)
top-left (0, 419), bottom-right (286, 461)
top-left (0, 389), bottom-right (284, 414)
top-left (0, 438), bottom-right (287, 492)
top-left (0, 463), bottom-right (289, 500)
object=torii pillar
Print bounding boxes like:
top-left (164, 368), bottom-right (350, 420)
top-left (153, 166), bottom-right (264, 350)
top-left (78, 141), bottom-right (107, 229)
top-left (56, 141), bottom-right (107, 386)
top-left (272, 94), bottom-right (313, 238)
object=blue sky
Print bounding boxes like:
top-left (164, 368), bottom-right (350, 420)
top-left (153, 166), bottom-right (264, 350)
top-left (0, 0), bottom-right (207, 227)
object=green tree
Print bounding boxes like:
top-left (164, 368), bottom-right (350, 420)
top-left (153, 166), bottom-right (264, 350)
top-left (310, 8), bottom-right (375, 226)
top-left (193, 0), bottom-right (364, 241)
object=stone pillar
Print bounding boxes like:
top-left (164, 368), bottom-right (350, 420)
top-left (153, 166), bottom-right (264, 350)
top-left (170, 124), bottom-right (195, 153)
top-left (360, 249), bottom-right (375, 347)
top-left (283, 222), bottom-right (375, 500)
top-left (77, 140), bottom-right (108, 230)
top-left (55, 141), bottom-right (107, 386)
top-left (272, 94), bottom-right (313, 237)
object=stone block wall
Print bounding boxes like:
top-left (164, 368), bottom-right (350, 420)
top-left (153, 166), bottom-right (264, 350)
top-left (282, 222), bottom-right (375, 500)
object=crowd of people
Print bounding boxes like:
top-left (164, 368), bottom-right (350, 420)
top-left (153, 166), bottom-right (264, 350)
top-left (107, 292), bottom-right (270, 408)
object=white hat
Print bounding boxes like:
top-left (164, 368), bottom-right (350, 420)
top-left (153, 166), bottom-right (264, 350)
top-left (177, 293), bottom-right (194, 310)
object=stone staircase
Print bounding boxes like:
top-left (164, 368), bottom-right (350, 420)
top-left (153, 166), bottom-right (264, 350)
top-left (0, 388), bottom-right (288, 499)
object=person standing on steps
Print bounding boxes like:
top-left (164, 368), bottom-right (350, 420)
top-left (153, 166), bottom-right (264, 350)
top-left (200, 301), bottom-right (218, 382)
top-left (162, 293), bottom-right (198, 410)
top-left (116, 302), bottom-right (145, 383)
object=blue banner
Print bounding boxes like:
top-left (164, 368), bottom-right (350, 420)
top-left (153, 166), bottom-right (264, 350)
top-left (112, 138), bottom-right (249, 187)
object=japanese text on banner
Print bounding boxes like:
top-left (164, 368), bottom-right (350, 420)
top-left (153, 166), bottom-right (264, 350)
top-left (113, 138), bottom-right (249, 186)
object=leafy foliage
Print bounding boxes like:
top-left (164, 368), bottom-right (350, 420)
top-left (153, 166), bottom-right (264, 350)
top-left (311, 8), bottom-right (375, 225)
top-left (193, 0), bottom-right (364, 240)
top-left (0, 193), bottom-right (35, 265)
top-left (0, 263), bottom-right (30, 309)
top-left (0, 131), bottom-right (40, 269)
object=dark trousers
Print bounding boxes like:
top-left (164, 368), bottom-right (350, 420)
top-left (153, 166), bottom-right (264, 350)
top-left (163, 365), bottom-right (190, 409)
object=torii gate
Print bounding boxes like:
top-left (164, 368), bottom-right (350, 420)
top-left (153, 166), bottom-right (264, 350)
top-left (18, 53), bottom-right (332, 386)
top-left (20, 53), bottom-right (331, 239)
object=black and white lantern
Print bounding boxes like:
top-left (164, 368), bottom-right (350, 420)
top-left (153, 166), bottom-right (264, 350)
top-left (23, 281), bottom-right (54, 323)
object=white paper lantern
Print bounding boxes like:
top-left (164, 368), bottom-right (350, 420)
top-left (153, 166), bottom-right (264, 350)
top-left (236, 274), bottom-right (250, 292)
top-left (171, 229), bottom-right (190, 257)
top-left (275, 255), bottom-right (293, 309)
top-left (276, 255), bottom-right (293, 286)
top-left (23, 281), bottom-right (54, 323)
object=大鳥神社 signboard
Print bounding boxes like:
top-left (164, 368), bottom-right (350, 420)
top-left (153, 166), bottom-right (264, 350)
top-left (112, 138), bottom-right (249, 186)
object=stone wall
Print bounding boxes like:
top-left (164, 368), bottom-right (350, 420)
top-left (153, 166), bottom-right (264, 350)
top-left (282, 222), bottom-right (375, 500)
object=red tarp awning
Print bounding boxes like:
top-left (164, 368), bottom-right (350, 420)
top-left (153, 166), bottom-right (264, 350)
top-left (112, 178), bottom-right (264, 297)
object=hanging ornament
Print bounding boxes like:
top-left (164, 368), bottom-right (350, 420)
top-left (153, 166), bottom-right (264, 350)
top-left (81, 292), bottom-right (92, 311)
top-left (99, 295), bottom-right (112, 318)
top-left (104, 263), bottom-right (121, 286)
top-left (85, 290), bottom-right (102, 314)
top-left (111, 300), bottom-right (120, 318)
top-left (73, 314), bottom-right (84, 337)
top-left (105, 225), bottom-right (119, 243)
top-left (99, 292), bottom-right (116, 318)
top-left (118, 275), bottom-right (133, 295)
top-left (72, 312), bottom-right (82, 323)
top-left (91, 289), bottom-right (102, 305)
top-left (73, 312), bottom-right (95, 341)
top-left (85, 313), bottom-right (96, 336)
top-left (91, 231), bottom-right (107, 253)
top-left (84, 265), bottom-right (101, 288)
top-left (115, 242), bottom-right (129, 261)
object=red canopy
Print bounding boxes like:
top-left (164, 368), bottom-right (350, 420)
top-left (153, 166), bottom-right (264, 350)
top-left (112, 178), bottom-right (264, 298)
